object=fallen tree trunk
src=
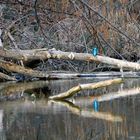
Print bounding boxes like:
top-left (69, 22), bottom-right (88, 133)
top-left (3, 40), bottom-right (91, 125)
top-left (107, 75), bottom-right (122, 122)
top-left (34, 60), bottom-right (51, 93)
top-left (0, 72), bottom-right (16, 81)
top-left (0, 60), bottom-right (84, 79)
top-left (0, 59), bottom-right (48, 78)
top-left (49, 78), bottom-right (123, 100)
top-left (0, 49), bottom-right (140, 70)
top-left (1, 59), bottom-right (137, 80)
top-left (0, 48), bottom-right (140, 80)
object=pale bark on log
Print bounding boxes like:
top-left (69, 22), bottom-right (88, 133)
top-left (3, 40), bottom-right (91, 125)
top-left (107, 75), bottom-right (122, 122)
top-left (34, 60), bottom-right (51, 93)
top-left (0, 58), bottom-right (129, 80)
top-left (0, 49), bottom-right (50, 61)
top-left (0, 60), bottom-right (86, 79)
top-left (0, 59), bottom-right (139, 80)
top-left (0, 49), bottom-right (140, 70)
top-left (0, 72), bottom-right (16, 81)
top-left (49, 78), bottom-right (123, 100)
top-left (0, 60), bottom-right (81, 79)
top-left (0, 59), bottom-right (48, 78)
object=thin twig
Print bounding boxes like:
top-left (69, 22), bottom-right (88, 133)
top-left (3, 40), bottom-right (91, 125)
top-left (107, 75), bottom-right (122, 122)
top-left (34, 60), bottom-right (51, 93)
top-left (7, 32), bottom-right (24, 66)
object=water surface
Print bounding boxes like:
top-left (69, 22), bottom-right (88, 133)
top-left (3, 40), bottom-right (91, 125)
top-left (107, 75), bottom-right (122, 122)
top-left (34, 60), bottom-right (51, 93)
top-left (0, 78), bottom-right (140, 140)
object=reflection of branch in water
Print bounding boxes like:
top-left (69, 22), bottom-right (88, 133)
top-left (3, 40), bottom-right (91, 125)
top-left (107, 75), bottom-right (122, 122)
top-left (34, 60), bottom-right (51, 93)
top-left (50, 100), bottom-right (123, 122)
top-left (0, 81), bottom-right (49, 97)
top-left (96, 87), bottom-right (140, 102)
top-left (72, 87), bottom-right (140, 107)
top-left (50, 100), bottom-right (81, 115)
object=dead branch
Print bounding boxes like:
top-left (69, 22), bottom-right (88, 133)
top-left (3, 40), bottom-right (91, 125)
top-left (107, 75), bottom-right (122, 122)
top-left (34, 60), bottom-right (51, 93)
top-left (0, 60), bottom-right (83, 79)
top-left (0, 59), bottom-right (48, 78)
top-left (7, 31), bottom-right (24, 66)
top-left (7, 32), bottom-right (18, 49)
top-left (0, 72), bottom-right (16, 81)
top-left (0, 48), bottom-right (140, 80)
top-left (79, 0), bottom-right (140, 47)
top-left (0, 49), bottom-right (140, 71)
top-left (49, 78), bottom-right (123, 100)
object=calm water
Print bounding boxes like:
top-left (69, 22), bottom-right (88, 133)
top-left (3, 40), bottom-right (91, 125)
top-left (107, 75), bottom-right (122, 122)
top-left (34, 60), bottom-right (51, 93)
top-left (0, 78), bottom-right (140, 140)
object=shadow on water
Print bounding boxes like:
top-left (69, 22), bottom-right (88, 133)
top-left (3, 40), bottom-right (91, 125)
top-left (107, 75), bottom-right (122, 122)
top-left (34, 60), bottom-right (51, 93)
top-left (0, 78), bottom-right (140, 140)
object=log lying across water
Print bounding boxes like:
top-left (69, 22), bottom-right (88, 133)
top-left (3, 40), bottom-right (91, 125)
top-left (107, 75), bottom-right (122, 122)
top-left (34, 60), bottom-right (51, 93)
top-left (0, 48), bottom-right (140, 80)
top-left (0, 48), bottom-right (140, 70)
top-left (0, 59), bottom-right (48, 78)
top-left (49, 78), bottom-right (123, 100)
top-left (0, 59), bottom-right (139, 80)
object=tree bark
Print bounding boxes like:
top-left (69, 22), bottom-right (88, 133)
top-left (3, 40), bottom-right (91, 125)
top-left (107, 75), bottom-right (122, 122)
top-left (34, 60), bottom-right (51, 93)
top-left (0, 72), bottom-right (16, 81)
top-left (49, 78), bottom-right (123, 100)
top-left (0, 59), bottom-right (48, 78)
top-left (0, 49), bottom-right (140, 70)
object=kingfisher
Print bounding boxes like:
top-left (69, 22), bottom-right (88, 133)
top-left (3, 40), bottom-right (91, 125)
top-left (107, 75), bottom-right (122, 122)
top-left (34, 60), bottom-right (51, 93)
top-left (92, 47), bottom-right (98, 56)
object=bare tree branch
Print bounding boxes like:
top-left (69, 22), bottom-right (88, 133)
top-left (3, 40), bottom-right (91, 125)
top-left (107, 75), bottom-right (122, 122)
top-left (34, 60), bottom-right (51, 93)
top-left (79, 0), bottom-right (140, 47)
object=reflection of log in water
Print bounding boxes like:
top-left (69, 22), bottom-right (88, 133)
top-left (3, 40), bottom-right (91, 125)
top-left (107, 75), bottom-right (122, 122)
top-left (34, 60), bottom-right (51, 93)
top-left (72, 87), bottom-right (140, 107)
top-left (50, 100), bottom-right (123, 122)
top-left (1, 99), bottom-right (127, 140)
top-left (0, 81), bottom-right (49, 95)
top-left (96, 87), bottom-right (140, 102)
top-left (0, 97), bottom-right (123, 123)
